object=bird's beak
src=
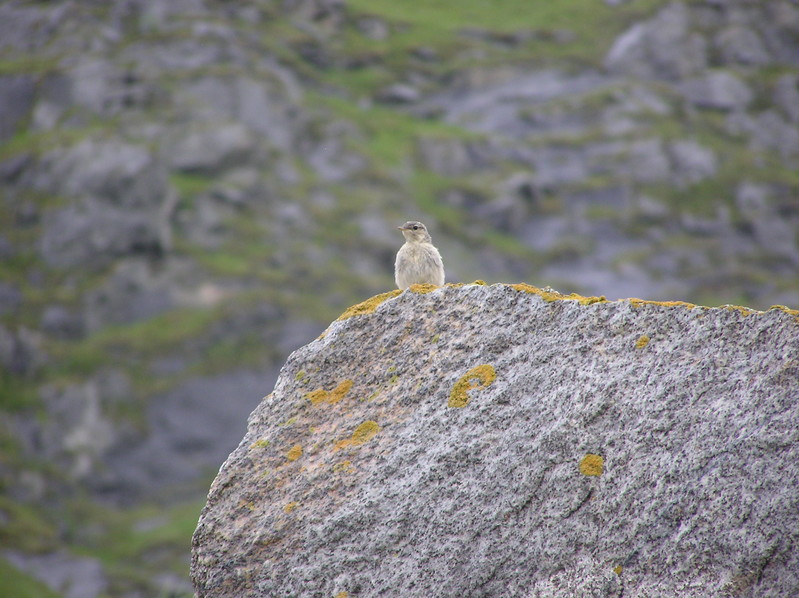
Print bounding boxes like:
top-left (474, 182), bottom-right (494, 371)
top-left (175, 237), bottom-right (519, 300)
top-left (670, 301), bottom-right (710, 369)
top-left (397, 226), bottom-right (405, 230)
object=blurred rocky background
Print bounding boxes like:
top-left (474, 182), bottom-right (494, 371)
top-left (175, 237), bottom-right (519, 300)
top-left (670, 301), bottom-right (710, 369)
top-left (0, 0), bottom-right (797, 596)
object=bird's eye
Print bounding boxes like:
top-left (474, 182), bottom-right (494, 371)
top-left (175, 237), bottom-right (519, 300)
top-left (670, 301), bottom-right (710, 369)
top-left (412, 225), bottom-right (419, 230)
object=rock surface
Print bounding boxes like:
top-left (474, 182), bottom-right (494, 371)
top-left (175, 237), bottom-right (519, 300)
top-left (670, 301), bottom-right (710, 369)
top-left (2, 0), bottom-right (799, 594)
top-left (192, 283), bottom-right (799, 597)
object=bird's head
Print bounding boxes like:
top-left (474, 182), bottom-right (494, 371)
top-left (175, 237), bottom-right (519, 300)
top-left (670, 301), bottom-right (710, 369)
top-left (398, 221), bottom-right (432, 243)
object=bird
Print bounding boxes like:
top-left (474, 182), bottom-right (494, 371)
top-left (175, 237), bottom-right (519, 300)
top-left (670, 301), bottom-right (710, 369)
top-left (394, 221), bottom-right (445, 290)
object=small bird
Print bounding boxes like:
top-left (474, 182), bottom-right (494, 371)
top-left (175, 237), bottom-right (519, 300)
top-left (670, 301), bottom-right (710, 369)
top-left (394, 221), bottom-right (446, 290)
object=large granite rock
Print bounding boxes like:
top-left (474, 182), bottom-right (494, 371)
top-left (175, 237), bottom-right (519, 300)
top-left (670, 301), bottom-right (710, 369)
top-left (192, 283), bottom-right (799, 597)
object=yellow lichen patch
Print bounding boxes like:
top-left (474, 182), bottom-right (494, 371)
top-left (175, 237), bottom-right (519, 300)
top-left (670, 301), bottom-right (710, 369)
top-left (336, 290), bottom-right (402, 321)
top-left (408, 283), bottom-right (439, 294)
top-left (510, 282), bottom-right (544, 294)
top-left (352, 420), bottom-right (380, 445)
top-left (305, 380), bottom-right (354, 406)
top-left (721, 304), bottom-right (755, 317)
top-left (286, 445), bottom-right (303, 461)
top-left (335, 420), bottom-right (381, 451)
top-left (635, 335), bottom-right (650, 349)
top-left (769, 304), bottom-right (799, 316)
top-left (614, 565), bottom-right (623, 576)
top-left (250, 439), bottom-right (270, 449)
top-left (305, 388), bottom-right (329, 405)
top-left (628, 298), bottom-right (697, 310)
top-left (579, 453), bottom-right (604, 476)
top-left (448, 364), bottom-right (497, 408)
top-left (472, 280), bottom-right (487, 285)
top-left (506, 285), bottom-right (796, 316)
top-left (768, 305), bottom-right (799, 323)
top-left (509, 284), bottom-right (605, 305)
top-left (332, 460), bottom-right (355, 473)
top-left (335, 593), bottom-right (348, 598)
top-left (574, 294), bottom-right (607, 305)
top-left (328, 380), bottom-right (353, 404)
top-left (283, 501), bottom-right (299, 513)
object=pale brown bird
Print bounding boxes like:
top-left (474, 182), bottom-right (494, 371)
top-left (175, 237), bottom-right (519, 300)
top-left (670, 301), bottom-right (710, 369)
top-left (394, 221), bottom-right (445, 290)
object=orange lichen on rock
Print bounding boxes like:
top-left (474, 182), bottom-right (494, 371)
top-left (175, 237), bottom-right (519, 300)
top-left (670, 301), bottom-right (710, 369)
top-left (286, 445), bottom-right (303, 461)
top-left (628, 298), bottom-right (698, 310)
top-left (335, 420), bottom-right (381, 451)
top-left (283, 501), bottom-right (299, 513)
top-left (408, 283), bottom-right (439, 294)
top-left (332, 460), bottom-right (355, 473)
top-left (579, 453), bottom-right (604, 476)
top-left (449, 364), bottom-right (497, 408)
top-left (305, 380), bottom-right (353, 406)
top-left (305, 388), bottom-right (329, 405)
top-left (635, 335), bottom-right (650, 349)
top-left (509, 284), bottom-right (606, 305)
top-left (328, 380), bottom-right (353, 404)
top-left (336, 290), bottom-right (402, 321)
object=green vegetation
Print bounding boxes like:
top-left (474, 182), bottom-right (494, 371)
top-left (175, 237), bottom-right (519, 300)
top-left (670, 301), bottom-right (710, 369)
top-left (0, 496), bottom-right (59, 553)
top-left (70, 500), bottom-right (202, 567)
top-left (344, 0), bottom-right (666, 67)
top-left (64, 498), bottom-right (203, 596)
top-left (0, 55), bottom-right (59, 77)
top-left (0, 559), bottom-right (61, 598)
top-left (170, 172), bottom-right (216, 199)
top-left (50, 307), bottom-right (222, 378)
top-left (310, 93), bottom-right (479, 168)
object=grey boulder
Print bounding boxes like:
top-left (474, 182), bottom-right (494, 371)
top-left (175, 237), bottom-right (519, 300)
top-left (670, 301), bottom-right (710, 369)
top-left (192, 283), bottom-right (799, 598)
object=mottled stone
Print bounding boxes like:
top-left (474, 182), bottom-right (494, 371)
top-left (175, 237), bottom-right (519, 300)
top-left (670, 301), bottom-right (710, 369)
top-left (0, 75), bottom-right (36, 142)
top-left (774, 75), bottom-right (799, 123)
top-left (605, 2), bottom-right (707, 80)
top-left (668, 139), bottom-right (718, 185)
top-left (3, 550), bottom-right (107, 598)
top-left (714, 26), bottom-right (771, 66)
top-left (679, 71), bottom-right (753, 110)
top-left (192, 284), bottom-right (799, 598)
